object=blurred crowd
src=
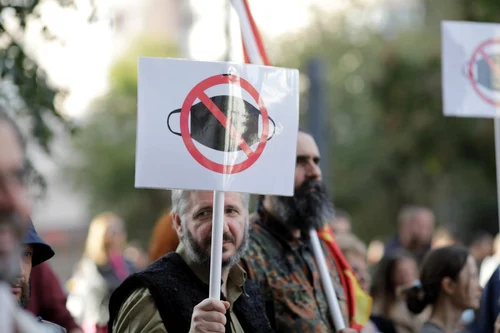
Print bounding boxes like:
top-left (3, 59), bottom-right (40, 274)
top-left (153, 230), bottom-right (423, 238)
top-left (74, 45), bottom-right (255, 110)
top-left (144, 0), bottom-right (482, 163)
top-left (2, 107), bottom-right (500, 332)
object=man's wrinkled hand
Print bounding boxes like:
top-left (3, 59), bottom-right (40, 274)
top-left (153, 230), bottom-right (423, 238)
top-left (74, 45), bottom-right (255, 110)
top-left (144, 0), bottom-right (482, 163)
top-left (189, 298), bottom-right (230, 333)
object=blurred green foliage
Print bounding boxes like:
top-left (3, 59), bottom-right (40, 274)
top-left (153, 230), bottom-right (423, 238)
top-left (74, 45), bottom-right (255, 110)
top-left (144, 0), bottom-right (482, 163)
top-left (0, 1), bottom-right (97, 195)
top-left (275, 0), bottom-right (500, 244)
top-left (0, 1), bottom-right (96, 151)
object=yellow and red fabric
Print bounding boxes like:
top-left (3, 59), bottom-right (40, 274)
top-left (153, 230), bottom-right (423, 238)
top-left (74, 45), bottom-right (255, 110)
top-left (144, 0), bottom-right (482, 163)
top-left (318, 225), bottom-right (372, 330)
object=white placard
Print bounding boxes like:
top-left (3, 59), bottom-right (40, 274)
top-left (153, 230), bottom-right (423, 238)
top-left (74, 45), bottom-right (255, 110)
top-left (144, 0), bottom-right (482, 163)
top-left (442, 21), bottom-right (500, 118)
top-left (135, 57), bottom-right (299, 196)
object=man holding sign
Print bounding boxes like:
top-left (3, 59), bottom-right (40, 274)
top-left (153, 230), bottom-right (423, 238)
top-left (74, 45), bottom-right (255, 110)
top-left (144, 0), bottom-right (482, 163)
top-left (241, 130), bottom-right (362, 333)
top-left (107, 190), bottom-right (273, 333)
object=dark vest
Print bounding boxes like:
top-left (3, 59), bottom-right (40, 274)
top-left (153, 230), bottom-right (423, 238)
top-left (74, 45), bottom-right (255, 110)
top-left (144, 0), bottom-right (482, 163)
top-left (108, 253), bottom-right (273, 333)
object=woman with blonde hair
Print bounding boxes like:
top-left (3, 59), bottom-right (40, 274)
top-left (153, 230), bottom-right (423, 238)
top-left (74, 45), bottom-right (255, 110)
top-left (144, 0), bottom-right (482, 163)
top-left (67, 212), bottom-right (136, 333)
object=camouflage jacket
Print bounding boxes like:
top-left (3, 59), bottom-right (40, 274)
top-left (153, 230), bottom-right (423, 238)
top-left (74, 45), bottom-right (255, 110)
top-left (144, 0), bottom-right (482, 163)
top-left (240, 207), bottom-right (349, 333)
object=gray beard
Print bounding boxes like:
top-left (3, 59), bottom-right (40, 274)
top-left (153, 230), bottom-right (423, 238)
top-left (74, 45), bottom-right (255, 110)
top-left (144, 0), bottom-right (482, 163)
top-left (181, 221), bottom-right (249, 269)
top-left (19, 280), bottom-right (30, 309)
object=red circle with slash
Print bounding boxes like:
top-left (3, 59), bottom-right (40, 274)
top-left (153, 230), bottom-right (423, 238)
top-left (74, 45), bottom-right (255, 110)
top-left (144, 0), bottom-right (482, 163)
top-left (180, 74), bottom-right (269, 174)
top-left (468, 38), bottom-right (500, 106)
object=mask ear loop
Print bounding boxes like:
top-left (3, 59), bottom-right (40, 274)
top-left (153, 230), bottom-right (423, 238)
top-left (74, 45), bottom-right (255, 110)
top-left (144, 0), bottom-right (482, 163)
top-left (267, 117), bottom-right (276, 141)
top-left (167, 109), bottom-right (182, 136)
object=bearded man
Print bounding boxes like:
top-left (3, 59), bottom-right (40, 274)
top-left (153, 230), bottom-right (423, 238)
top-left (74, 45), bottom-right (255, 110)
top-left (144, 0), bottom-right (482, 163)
top-left (240, 130), bottom-right (358, 333)
top-left (108, 190), bottom-right (273, 333)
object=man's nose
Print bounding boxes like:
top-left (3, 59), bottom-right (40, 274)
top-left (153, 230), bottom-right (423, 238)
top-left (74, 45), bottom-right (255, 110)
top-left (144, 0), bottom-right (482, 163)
top-left (223, 219), bottom-right (230, 233)
top-left (18, 259), bottom-right (24, 276)
top-left (306, 161), bottom-right (321, 180)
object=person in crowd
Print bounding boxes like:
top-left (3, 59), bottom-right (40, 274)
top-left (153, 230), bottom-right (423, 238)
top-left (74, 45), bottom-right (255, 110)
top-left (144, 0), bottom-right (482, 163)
top-left (406, 245), bottom-right (482, 333)
top-left (240, 130), bottom-right (362, 332)
top-left (123, 243), bottom-right (148, 270)
top-left (479, 233), bottom-right (500, 287)
top-left (469, 262), bottom-right (500, 332)
top-left (108, 190), bottom-right (273, 333)
top-left (148, 209), bottom-right (179, 263)
top-left (331, 209), bottom-right (352, 234)
top-left (27, 261), bottom-right (83, 333)
top-left (467, 231), bottom-right (493, 271)
top-left (385, 205), bottom-right (435, 264)
top-left (0, 107), bottom-right (58, 332)
top-left (336, 232), bottom-right (379, 333)
top-left (67, 212), bottom-right (136, 333)
top-left (336, 232), bottom-right (370, 293)
top-left (371, 250), bottom-right (427, 333)
top-left (367, 239), bottom-right (385, 266)
top-left (12, 220), bottom-right (66, 332)
top-left (431, 227), bottom-right (458, 250)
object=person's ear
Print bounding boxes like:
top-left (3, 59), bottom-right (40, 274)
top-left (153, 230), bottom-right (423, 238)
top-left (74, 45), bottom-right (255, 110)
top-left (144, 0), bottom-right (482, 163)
top-left (441, 276), bottom-right (456, 296)
top-left (172, 213), bottom-right (183, 238)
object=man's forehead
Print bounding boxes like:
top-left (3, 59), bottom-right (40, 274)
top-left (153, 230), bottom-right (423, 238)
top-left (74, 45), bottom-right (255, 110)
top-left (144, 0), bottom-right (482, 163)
top-left (189, 191), bottom-right (243, 207)
top-left (0, 123), bottom-right (23, 171)
top-left (413, 210), bottom-right (434, 222)
top-left (189, 191), bottom-right (214, 204)
top-left (296, 132), bottom-right (320, 157)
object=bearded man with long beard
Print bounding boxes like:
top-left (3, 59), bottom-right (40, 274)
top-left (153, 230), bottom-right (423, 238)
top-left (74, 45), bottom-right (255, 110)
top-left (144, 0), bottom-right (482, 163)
top-left (108, 190), bottom-right (273, 333)
top-left (240, 130), bottom-right (357, 333)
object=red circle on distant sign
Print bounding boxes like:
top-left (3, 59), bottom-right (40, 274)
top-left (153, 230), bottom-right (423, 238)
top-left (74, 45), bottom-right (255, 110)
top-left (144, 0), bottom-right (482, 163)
top-left (180, 74), bottom-right (269, 174)
top-left (468, 38), bottom-right (500, 106)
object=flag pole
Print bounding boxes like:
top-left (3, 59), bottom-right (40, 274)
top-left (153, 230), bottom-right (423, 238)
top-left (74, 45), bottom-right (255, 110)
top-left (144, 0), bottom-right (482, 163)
top-left (209, 191), bottom-right (226, 299)
top-left (495, 118), bottom-right (500, 234)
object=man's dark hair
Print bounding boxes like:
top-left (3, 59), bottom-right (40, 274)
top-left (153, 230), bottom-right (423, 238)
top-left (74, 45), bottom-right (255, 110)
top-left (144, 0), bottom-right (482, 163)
top-left (0, 106), bottom-right (25, 152)
top-left (298, 127), bottom-right (311, 135)
top-left (255, 128), bottom-right (308, 209)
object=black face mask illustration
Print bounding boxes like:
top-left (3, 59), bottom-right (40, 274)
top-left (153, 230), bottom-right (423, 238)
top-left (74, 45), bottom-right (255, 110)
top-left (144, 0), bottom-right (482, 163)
top-left (167, 95), bottom-right (275, 152)
top-left (475, 54), bottom-right (500, 91)
top-left (464, 54), bottom-right (500, 91)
